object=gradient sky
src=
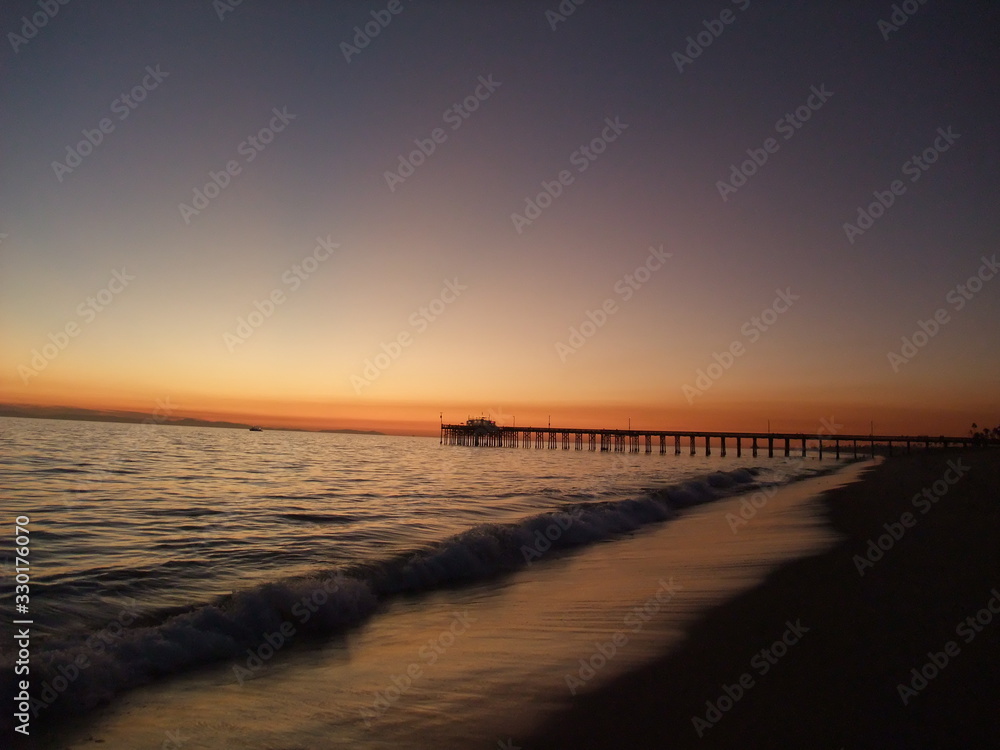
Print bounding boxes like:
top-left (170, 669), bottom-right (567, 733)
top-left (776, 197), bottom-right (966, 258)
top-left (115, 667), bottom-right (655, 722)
top-left (2, 1), bottom-right (998, 435)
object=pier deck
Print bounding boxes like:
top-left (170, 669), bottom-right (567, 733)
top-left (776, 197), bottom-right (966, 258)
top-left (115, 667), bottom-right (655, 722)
top-left (440, 424), bottom-right (979, 458)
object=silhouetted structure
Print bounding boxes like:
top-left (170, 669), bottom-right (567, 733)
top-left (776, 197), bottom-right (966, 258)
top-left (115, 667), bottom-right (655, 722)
top-left (441, 422), bottom-right (985, 459)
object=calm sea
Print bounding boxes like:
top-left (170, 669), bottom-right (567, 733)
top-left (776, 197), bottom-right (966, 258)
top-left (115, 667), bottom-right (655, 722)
top-left (0, 416), bottom-right (858, 748)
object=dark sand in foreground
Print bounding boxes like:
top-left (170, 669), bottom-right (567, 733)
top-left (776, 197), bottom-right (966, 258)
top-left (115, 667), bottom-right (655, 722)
top-left (527, 450), bottom-right (1000, 749)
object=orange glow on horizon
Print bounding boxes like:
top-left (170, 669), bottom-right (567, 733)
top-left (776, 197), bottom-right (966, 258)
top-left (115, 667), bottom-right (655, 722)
top-left (2, 382), bottom-right (995, 439)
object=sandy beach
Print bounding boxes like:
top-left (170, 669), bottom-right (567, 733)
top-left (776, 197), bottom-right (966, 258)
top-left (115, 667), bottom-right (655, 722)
top-left (36, 456), bottom-right (850, 750)
top-left (526, 449), bottom-right (1000, 748)
top-left (17, 446), bottom-right (999, 750)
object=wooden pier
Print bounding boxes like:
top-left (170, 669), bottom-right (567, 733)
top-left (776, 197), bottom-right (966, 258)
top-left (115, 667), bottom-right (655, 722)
top-left (440, 423), bottom-right (978, 459)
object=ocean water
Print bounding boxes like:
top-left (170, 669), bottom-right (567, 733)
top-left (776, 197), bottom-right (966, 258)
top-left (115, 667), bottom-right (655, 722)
top-left (0, 416), bottom-right (861, 748)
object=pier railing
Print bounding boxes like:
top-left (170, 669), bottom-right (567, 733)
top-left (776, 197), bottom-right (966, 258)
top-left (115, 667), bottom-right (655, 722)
top-left (440, 424), bottom-right (982, 459)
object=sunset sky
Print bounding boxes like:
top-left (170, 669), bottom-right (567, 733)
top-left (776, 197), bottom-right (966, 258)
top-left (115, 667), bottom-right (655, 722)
top-left (2, 1), bottom-right (998, 436)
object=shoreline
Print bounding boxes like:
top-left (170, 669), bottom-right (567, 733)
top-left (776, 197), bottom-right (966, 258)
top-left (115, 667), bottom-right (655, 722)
top-left (31, 457), bottom-right (861, 749)
top-left (525, 449), bottom-right (1000, 748)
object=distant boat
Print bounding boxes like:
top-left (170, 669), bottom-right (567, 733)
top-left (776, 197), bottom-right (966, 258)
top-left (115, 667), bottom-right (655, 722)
top-left (249, 426), bottom-right (263, 432)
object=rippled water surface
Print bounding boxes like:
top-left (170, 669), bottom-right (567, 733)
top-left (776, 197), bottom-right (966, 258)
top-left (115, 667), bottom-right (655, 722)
top-left (1, 416), bottom-right (851, 746)
top-left (2, 417), bottom-right (825, 631)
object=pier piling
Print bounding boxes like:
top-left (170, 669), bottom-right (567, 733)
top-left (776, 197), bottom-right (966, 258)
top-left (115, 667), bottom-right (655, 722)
top-left (439, 423), bottom-right (980, 460)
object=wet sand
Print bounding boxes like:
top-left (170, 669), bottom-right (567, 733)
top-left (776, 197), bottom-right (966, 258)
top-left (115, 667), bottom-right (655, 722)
top-left (43, 462), bottom-right (860, 749)
top-left (526, 450), bottom-right (1000, 748)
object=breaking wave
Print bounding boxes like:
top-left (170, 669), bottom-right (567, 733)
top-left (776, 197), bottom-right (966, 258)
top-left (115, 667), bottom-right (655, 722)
top-left (2, 465), bottom-right (828, 730)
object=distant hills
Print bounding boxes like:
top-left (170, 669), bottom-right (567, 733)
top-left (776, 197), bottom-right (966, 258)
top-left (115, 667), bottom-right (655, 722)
top-left (318, 428), bottom-right (384, 435)
top-left (0, 403), bottom-right (384, 435)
